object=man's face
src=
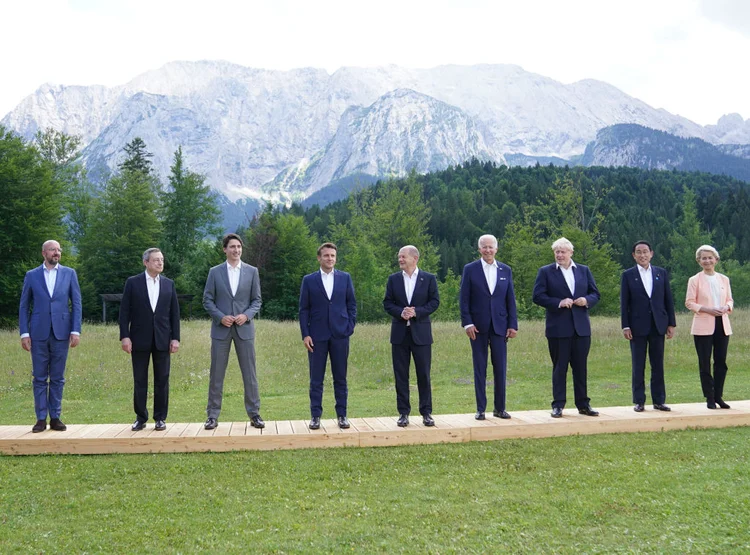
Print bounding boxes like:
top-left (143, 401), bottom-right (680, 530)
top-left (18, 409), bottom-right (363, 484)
top-left (632, 244), bottom-right (653, 269)
top-left (554, 247), bottom-right (573, 268)
top-left (224, 239), bottom-right (242, 263)
top-left (478, 239), bottom-right (498, 264)
top-left (318, 247), bottom-right (337, 272)
top-left (42, 242), bottom-right (62, 266)
top-left (144, 251), bottom-right (164, 276)
top-left (398, 248), bottom-right (418, 273)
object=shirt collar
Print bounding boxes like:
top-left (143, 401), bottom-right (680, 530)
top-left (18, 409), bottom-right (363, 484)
top-left (402, 267), bottom-right (419, 280)
top-left (320, 268), bottom-right (334, 277)
top-left (556, 261), bottom-right (577, 271)
top-left (43, 263), bottom-right (59, 272)
top-left (637, 264), bottom-right (651, 273)
top-left (481, 259), bottom-right (496, 269)
top-left (227, 260), bottom-right (241, 271)
top-left (144, 271), bottom-right (160, 282)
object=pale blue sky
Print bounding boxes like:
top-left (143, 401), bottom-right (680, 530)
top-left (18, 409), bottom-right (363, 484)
top-left (2, 0), bottom-right (749, 125)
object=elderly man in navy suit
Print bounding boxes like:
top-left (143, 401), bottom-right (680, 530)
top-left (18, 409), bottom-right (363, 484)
top-left (299, 242), bottom-right (357, 430)
top-left (383, 245), bottom-right (440, 427)
top-left (621, 240), bottom-right (676, 412)
top-left (533, 237), bottom-right (600, 418)
top-left (19, 240), bottom-right (82, 433)
top-left (460, 234), bottom-right (518, 420)
top-left (120, 248), bottom-right (181, 431)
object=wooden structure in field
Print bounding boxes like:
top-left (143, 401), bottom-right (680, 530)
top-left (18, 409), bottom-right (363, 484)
top-left (2, 400), bottom-right (749, 456)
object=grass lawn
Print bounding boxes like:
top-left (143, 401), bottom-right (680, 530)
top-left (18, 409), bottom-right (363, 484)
top-left (1, 312), bottom-right (749, 552)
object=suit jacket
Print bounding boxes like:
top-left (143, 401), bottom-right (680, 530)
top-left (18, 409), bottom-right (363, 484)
top-left (685, 271), bottom-right (733, 336)
top-left (203, 261), bottom-right (262, 340)
top-left (383, 270), bottom-right (440, 345)
top-left (532, 262), bottom-right (600, 338)
top-left (19, 264), bottom-right (82, 341)
top-left (119, 273), bottom-right (180, 351)
top-left (620, 265), bottom-right (676, 336)
top-left (299, 270), bottom-right (356, 341)
top-left (459, 259), bottom-right (518, 334)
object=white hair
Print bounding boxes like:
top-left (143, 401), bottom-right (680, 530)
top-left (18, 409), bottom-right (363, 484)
top-left (477, 234), bottom-right (498, 249)
top-left (142, 247), bottom-right (162, 262)
top-left (399, 245), bottom-right (419, 258)
top-left (551, 237), bottom-right (574, 251)
top-left (695, 244), bottom-right (719, 260)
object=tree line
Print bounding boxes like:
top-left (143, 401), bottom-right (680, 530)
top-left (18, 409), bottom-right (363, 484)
top-left (3, 128), bottom-right (749, 327)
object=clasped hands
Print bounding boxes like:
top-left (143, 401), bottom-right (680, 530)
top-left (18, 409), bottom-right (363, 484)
top-left (558, 297), bottom-right (588, 309)
top-left (220, 314), bottom-right (249, 327)
top-left (700, 305), bottom-right (730, 317)
top-left (401, 306), bottom-right (416, 321)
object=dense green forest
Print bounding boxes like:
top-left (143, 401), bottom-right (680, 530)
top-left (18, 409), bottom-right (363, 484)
top-left (3, 128), bottom-right (750, 327)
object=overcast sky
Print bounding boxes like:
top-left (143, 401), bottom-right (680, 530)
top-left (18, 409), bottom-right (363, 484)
top-left (2, 0), bottom-right (749, 125)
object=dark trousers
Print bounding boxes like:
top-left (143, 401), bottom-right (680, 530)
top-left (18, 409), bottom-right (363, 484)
top-left (548, 334), bottom-right (591, 409)
top-left (308, 337), bottom-right (349, 418)
top-left (694, 317), bottom-right (730, 401)
top-left (132, 337), bottom-right (171, 423)
top-left (31, 325), bottom-right (70, 420)
top-left (391, 327), bottom-right (432, 415)
top-left (470, 324), bottom-right (508, 413)
top-left (630, 328), bottom-right (667, 405)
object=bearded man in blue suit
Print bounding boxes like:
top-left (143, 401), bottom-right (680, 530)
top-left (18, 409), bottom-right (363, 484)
top-left (19, 240), bottom-right (82, 433)
top-left (299, 242), bottom-right (357, 430)
top-left (533, 237), bottom-right (600, 418)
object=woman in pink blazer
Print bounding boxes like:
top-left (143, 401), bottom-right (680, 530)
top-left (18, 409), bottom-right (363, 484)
top-left (685, 245), bottom-right (733, 409)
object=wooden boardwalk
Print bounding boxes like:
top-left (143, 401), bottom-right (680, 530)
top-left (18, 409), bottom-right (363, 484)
top-left (2, 400), bottom-right (749, 456)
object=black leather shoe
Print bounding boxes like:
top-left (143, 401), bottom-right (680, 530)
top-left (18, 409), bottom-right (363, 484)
top-left (422, 414), bottom-right (435, 427)
top-left (716, 399), bottom-right (731, 409)
top-left (49, 418), bottom-right (67, 431)
top-left (154, 420), bottom-right (166, 431)
top-left (653, 404), bottom-right (671, 412)
top-left (309, 416), bottom-right (321, 430)
top-left (475, 412), bottom-right (486, 420)
top-left (493, 410), bottom-right (511, 419)
top-left (204, 417), bottom-right (218, 430)
top-left (634, 404), bottom-right (645, 412)
top-left (551, 407), bottom-right (563, 418)
top-left (250, 415), bottom-right (265, 429)
top-left (32, 419), bottom-right (47, 433)
top-left (707, 400), bottom-right (717, 409)
top-left (131, 420), bottom-right (146, 431)
top-left (578, 405), bottom-right (599, 417)
top-left (337, 416), bottom-right (350, 429)
top-left (397, 414), bottom-right (409, 427)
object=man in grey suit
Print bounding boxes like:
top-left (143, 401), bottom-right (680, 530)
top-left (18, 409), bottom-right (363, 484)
top-left (203, 233), bottom-right (264, 430)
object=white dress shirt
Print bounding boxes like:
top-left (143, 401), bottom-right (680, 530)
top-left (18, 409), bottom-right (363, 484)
top-left (482, 259), bottom-right (497, 294)
top-left (145, 271), bottom-right (160, 312)
top-left (402, 267), bottom-right (419, 304)
top-left (320, 268), bottom-right (334, 300)
top-left (557, 261), bottom-right (577, 296)
top-left (638, 264), bottom-right (653, 298)
top-left (44, 263), bottom-right (58, 297)
top-left (227, 261), bottom-right (241, 296)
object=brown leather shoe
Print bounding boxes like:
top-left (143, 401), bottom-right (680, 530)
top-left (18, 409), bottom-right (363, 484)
top-left (49, 418), bottom-right (67, 431)
top-left (32, 419), bottom-right (47, 433)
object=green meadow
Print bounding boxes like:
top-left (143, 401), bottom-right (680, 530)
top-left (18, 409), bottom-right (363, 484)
top-left (1, 312), bottom-right (749, 553)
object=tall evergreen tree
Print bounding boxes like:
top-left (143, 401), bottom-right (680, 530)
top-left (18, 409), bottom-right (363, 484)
top-left (118, 137), bottom-right (154, 175)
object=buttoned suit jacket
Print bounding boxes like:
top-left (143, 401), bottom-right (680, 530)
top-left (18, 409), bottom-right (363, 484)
top-left (459, 259), bottom-right (518, 335)
top-left (383, 271), bottom-right (439, 346)
top-left (119, 273), bottom-right (180, 351)
top-left (203, 262), bottom-right (262, 340)
top-left (299, 270), bottom-right (356, 342)
top-left (620, 265), bottom-right (676, 337)
top-left (532, 262), bottom-right (600, 338)
top-left (19, 264), bottom-right (82, 341)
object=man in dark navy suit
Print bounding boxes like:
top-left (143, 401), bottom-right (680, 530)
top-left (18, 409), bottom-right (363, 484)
top-left (620, 240), bottom-right (676, 412)
top-left (383, 245), bottom-right (440, 427)
top-left (533, 237), bottom-right (600, 418)
top-left (459, 234), bottom-right (518, 420)
top-left (299, 242), bottom-right (357, 429)
top-left (120, 248), bottom-right (180, 431)
top-left (19, 240), bottom-right (82, 433)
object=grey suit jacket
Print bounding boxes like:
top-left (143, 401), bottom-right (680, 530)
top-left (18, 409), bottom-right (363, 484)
top-left (203, 261), bottom-right (262, 340)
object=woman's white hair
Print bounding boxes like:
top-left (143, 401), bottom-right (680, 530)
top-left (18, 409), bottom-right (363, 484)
top-left (695, 244), bottom-right (719, 260)
top-left (551, 237), bottom-right (574, 251)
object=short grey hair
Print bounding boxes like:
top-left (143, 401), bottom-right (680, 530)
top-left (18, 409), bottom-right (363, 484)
top-left (142, 247), bottom-right (162, 262)
top-left (400, 245), bottom-right (419, 258)
top-left (551, 237), bottom-right (574, 251)
top-left (42, 240), bottom-right (61, 251)
top-left (477, 234), bottom-right (498, 249)
top-left (695, 245), bottom-right (719, 260)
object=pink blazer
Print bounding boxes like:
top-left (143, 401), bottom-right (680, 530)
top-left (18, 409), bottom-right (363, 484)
top-left (685, 272), bottom-right (733, 336)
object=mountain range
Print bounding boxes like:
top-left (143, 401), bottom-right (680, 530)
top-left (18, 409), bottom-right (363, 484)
top-left (3, 61), bottom-right (750, 210)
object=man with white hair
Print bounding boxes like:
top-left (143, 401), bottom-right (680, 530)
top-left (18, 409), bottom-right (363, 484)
top-left (459, 234), bottom-right (518, 420)
top-left (533, 237), bottom-right (600, 418)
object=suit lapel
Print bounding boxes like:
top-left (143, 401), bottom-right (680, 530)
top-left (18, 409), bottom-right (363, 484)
top-left (219, 262), bottom-right (233, 297)
top-left (140, 273), bottom-right (154, 314)
top-left (315, 271), bottom-right (327, 298)
top-left (554, 265), bottom-right (571, 296)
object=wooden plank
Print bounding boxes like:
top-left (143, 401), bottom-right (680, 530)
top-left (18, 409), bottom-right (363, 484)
top-left (163, 422), bottom-right (189, 438)
top-left (320, 419), bottom-right (344, 434)
top-left (80, 423), bottom-right (120, 439)
top-left (276, 420), bottom-right (294, 435)
top-left (361, 417), bottom-right (391, 431)
top-left (0, 425), bottom-right (32, 439)
top-left (179, 423), bottom-right (203, 438)
top-left (229, 422), bottom-right (248, 437)
top-left (212, 422), bottom-right (232, 437)
top-left (348, 418), bottom-right (374, 432)
top-left (290, 420), bottom-right (311, 434)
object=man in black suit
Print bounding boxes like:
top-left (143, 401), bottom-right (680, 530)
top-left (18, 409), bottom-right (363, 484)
top-left (120, 248), bottom-right (180, 431)
top-left (532, 237), bottom-right (600, 418)
top-left (621, 240), bottom-right (676, 412)
top-left (383, 245), bottom-right (440, 427)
